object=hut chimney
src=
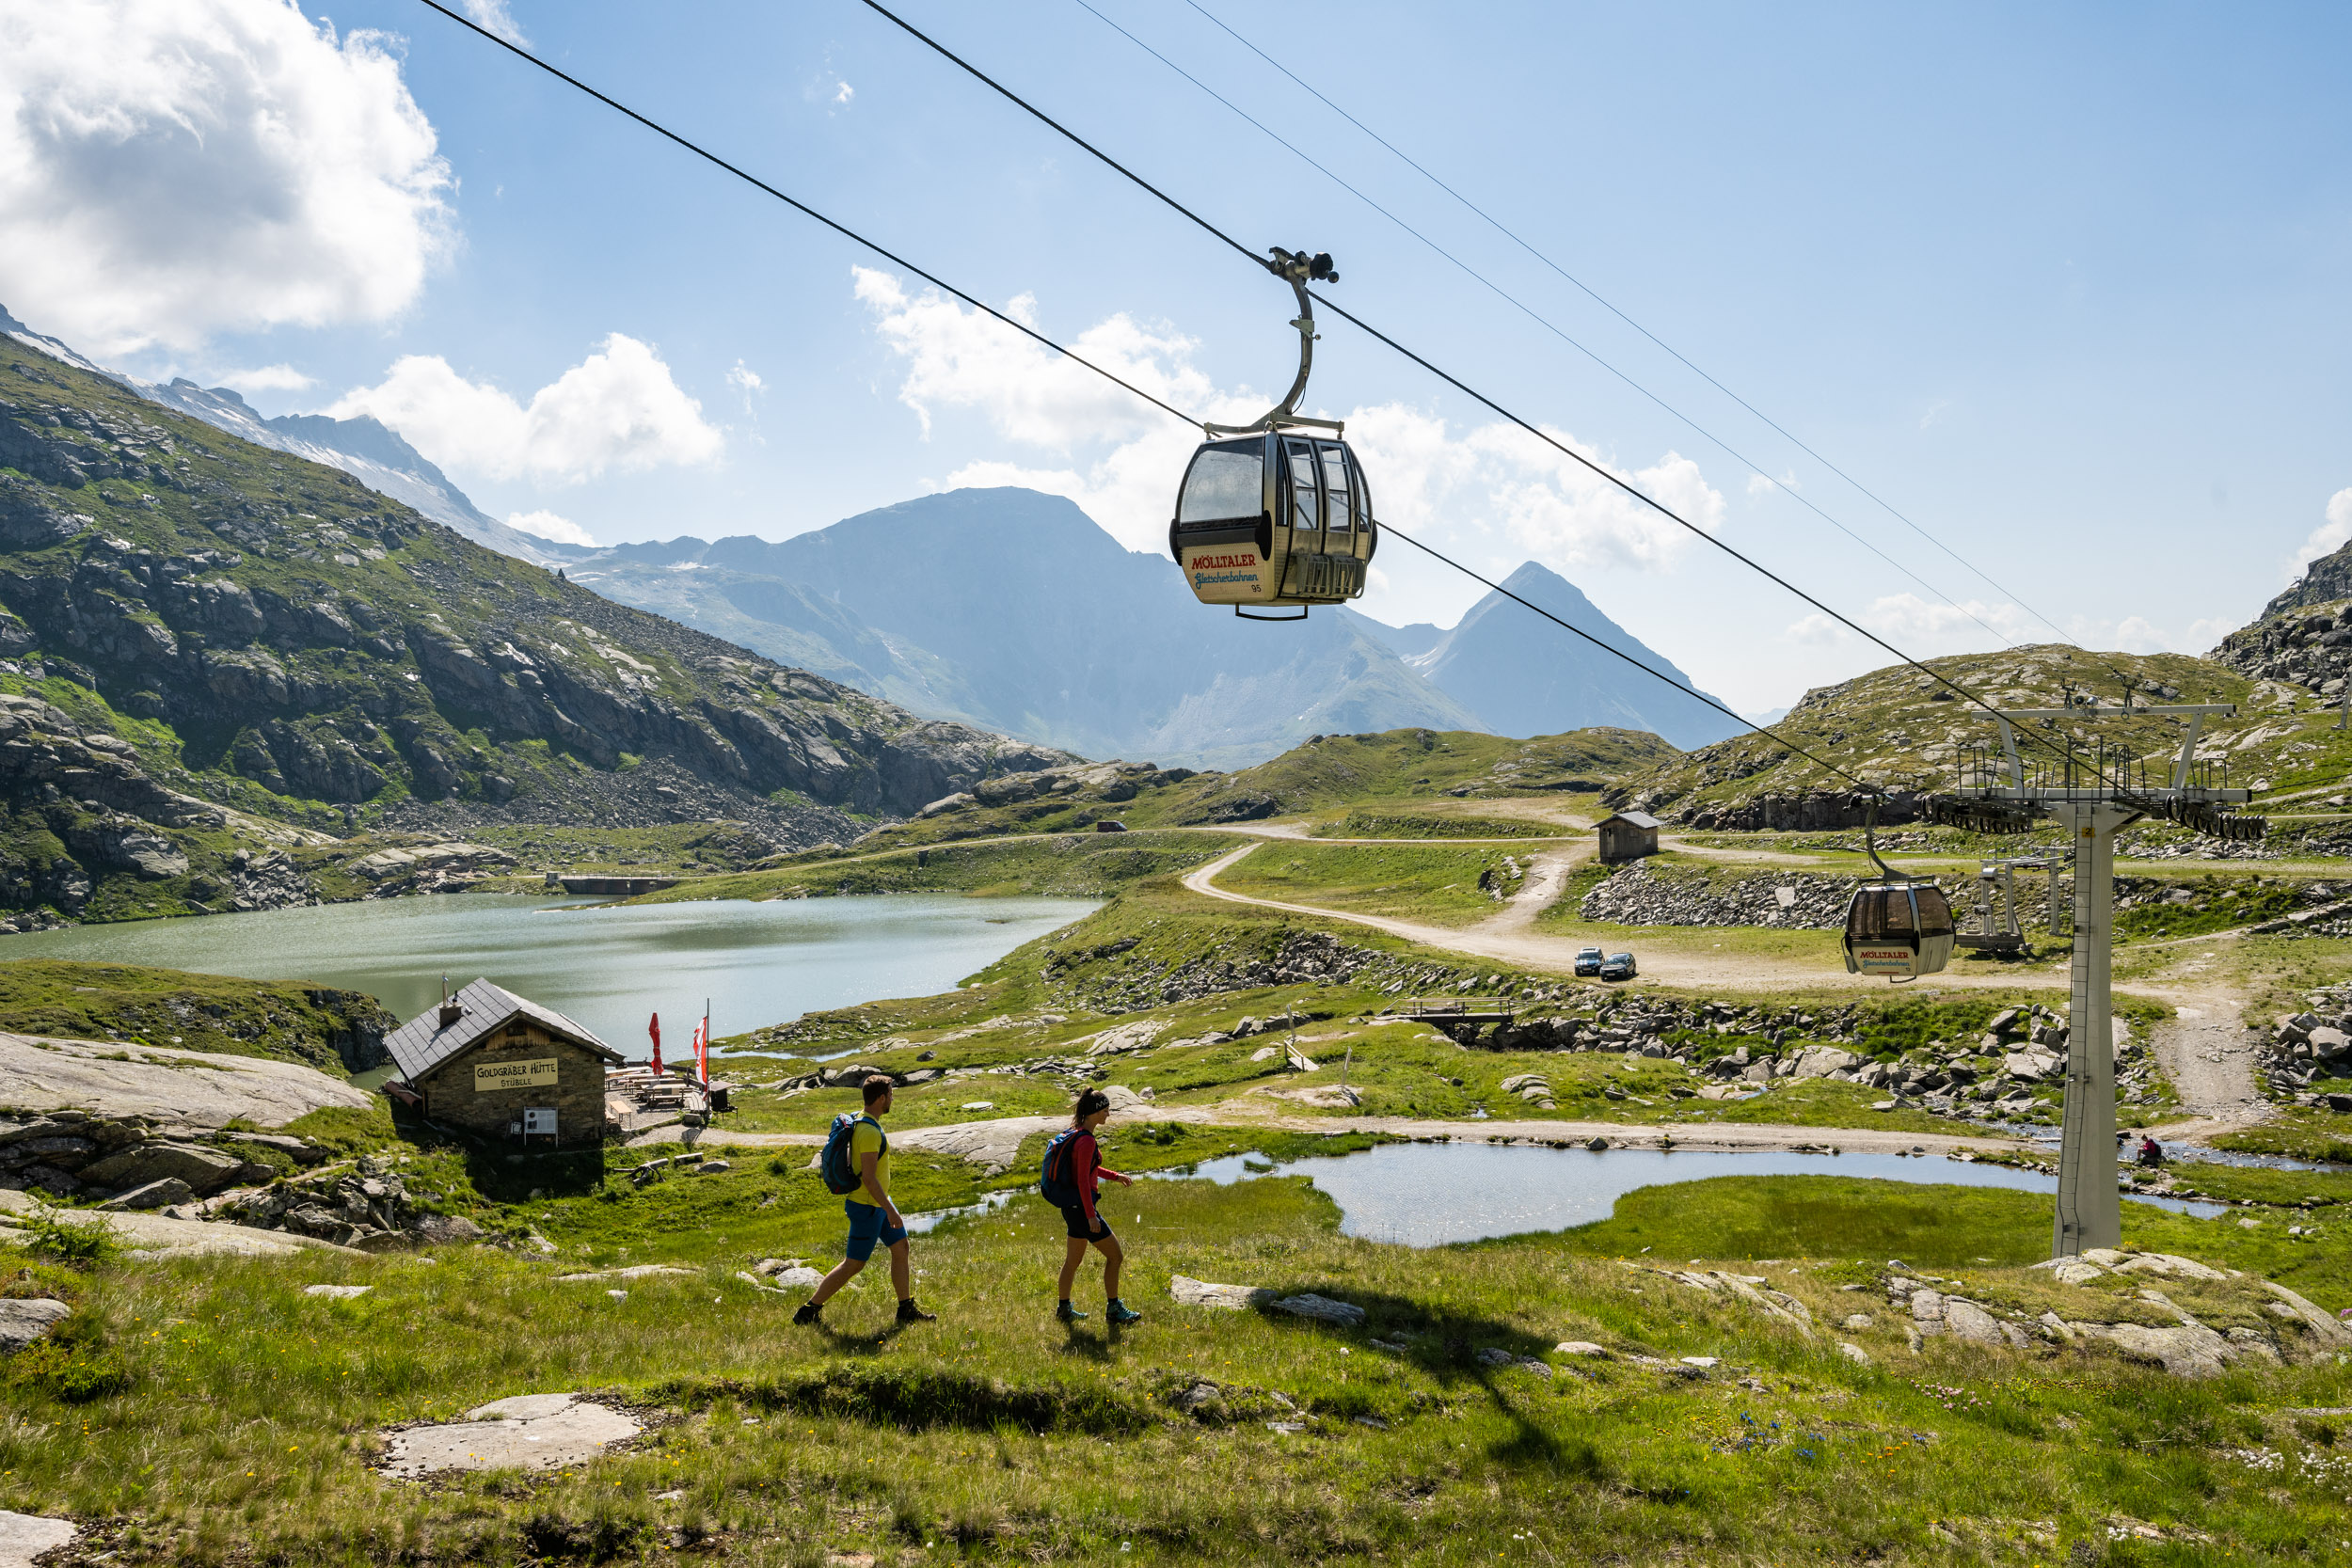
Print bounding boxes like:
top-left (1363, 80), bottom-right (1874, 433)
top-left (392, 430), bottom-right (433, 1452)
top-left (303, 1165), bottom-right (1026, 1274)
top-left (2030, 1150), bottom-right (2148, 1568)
top-left (438, 975), bottom-right (462, 1030)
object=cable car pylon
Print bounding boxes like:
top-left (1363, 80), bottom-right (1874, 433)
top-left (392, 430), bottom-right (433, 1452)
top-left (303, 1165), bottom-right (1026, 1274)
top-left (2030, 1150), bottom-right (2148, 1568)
top-left (1925, 695), bottom-right (2262, 1258)
top-left (1169, 247), bottom-right (1378, 619)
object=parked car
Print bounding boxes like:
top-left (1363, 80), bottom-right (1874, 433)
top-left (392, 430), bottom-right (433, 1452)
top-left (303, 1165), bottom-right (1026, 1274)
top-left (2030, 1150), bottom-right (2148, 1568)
top-left (1598, 952), bottom-right (1638, 981)
top-left (1574, 946), bottom-right (1604, 976)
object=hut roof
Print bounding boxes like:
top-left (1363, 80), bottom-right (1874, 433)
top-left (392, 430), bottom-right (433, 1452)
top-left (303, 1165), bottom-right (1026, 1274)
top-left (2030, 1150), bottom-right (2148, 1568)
top-left (1602, 810), bottom-right (1662, 831)
top-left (384, 978), bottom-right (622, 1083)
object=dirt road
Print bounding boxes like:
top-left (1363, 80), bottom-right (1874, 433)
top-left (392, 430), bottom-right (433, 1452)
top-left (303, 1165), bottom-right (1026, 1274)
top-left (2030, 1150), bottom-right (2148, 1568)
top-left (1181, 842), bottom-right (2065, 996)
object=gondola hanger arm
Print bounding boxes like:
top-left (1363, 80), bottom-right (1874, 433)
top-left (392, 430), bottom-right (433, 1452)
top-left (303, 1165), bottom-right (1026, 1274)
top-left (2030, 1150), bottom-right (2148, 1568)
top-left (1204, 247), bottom-right (1345, 437)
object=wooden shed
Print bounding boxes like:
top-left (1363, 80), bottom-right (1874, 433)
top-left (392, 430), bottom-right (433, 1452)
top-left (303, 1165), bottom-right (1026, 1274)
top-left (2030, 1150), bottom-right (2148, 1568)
top-left (1596, 810), bottom-right (1661, 864)
top-left (383, 979), bottom-right (621, 1147)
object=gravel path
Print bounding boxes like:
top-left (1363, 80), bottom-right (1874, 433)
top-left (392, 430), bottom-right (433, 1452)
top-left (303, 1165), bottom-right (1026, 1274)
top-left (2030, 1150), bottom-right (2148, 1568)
top-left (2146, 994), bottom-right (2267, 1123)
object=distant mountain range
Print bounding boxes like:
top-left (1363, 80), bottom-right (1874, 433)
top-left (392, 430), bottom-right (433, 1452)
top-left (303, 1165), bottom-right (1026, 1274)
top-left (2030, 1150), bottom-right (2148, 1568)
top-left (0, 305), bottom-right (572, 566)
top-left (567, 491), bottom-right (1745, 768)
top-left (0, 303), bottom-right (1743, 768)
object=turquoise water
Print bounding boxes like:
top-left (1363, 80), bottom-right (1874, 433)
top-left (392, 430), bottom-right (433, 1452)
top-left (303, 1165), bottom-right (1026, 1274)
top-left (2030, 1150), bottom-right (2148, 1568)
top-left (0, 893), bottom-right (1098, 1057)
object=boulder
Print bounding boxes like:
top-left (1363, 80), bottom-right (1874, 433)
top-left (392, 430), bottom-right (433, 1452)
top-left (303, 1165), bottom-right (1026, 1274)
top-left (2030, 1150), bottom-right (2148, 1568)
top-left (80, 1140), bottom-right (244, 1196)
top-left (2310, 1026), bottom-right (2351, 1060)
top-left (1837, 1341), bottom-right (1870, 1365)
top-left (2112, 1253), bottom-right (2229, 1282)
top-left (97, 1176), bottom-right (195, 1211)
top-left (2072, 1321), bottom-right (2236, 1378)
top-left (0, 1298), bottom-right (71, 1354)
top-left (302, 1284), bottom-right (372, 1299)
top-left (1274, 1292), bottom-right (1367, 1327)
top-left (0, 1512), bottom-right (78, 1566)
top-left (378, 1393), bottom-right (643, 1477)
top-left (1169, 1275), bottom-right (1274, 1311)
top-left (1554, 1340), bottom-right (1610, 1358)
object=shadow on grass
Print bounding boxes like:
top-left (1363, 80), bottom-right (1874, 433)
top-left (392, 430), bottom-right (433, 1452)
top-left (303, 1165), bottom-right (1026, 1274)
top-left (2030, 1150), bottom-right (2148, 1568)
top-left (1240, 1280), bottom-right (1607, 1479)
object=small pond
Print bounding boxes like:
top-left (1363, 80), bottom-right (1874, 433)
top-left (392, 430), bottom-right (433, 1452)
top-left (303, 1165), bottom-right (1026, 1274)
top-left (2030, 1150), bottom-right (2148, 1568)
top-left (1120, 1142), bottom-right (2231, 1248)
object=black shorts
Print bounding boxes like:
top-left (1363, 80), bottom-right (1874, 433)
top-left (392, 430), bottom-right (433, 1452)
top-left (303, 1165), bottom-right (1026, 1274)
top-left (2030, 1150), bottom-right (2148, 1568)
top-left (1061, 1203), bottom-right (1111, 1242)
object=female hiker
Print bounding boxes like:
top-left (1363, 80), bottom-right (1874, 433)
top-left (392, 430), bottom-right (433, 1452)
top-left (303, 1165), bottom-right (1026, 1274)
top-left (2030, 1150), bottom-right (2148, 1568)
top-left (1041, 1086), bottom-right (1139, 1323)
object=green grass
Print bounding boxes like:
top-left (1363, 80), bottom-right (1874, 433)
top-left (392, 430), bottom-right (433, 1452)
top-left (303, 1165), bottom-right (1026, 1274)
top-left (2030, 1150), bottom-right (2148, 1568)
top-left (0, 958), bottom-right (394, 1071)
top-left (7, 1164), bottom-right (2350, 1564)
top-left (1215, 841), bottom-right (1529, 927)
top-left (2213, 1106), bottom-right (2352, 1166)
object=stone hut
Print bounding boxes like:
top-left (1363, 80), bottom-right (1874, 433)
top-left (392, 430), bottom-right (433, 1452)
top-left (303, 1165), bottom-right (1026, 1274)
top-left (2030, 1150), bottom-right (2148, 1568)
top-left (1597, 810), bottom-right (1661, 863)
top-left (383, 979), bottom-right (620, 1147)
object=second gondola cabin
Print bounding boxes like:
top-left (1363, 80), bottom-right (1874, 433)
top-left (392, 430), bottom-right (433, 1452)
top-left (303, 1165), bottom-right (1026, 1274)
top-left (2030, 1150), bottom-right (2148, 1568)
top-left (1842, 881), bottom-right (1957, 980)
top-left (1170, 432), bottom-right (1376, 614)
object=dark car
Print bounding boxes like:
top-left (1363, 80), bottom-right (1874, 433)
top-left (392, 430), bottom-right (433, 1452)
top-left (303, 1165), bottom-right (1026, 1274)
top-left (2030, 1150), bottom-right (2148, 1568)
top-left (1574, 946), bottom-right (1604, 976)
top-left (1598, 952), bottom-right (1638, 981)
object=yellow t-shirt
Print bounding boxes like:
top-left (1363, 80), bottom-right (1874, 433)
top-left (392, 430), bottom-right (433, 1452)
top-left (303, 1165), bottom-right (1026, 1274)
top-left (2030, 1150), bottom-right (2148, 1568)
top-left (845, 1118), bottom-right (890, 1207)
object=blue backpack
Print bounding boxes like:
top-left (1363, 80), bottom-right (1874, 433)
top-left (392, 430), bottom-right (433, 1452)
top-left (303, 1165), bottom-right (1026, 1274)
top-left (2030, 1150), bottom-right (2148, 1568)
top-left (1040, 1129), bottom-right (1086, 1207)
top-left (820, 1112), bottom-right (884, 1196)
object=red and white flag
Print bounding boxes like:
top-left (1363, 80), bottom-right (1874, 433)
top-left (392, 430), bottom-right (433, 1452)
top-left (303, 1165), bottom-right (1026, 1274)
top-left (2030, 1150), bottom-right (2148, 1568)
top-left (647, 1012), bottom-right (663, 1075)
top-left (691, 1015), bottom-right (709, 1087)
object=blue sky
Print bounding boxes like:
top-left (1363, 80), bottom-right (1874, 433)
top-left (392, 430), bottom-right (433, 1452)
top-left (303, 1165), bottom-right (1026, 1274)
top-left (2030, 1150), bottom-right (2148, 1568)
top-left (4, 0), bottom-right (2348, 715)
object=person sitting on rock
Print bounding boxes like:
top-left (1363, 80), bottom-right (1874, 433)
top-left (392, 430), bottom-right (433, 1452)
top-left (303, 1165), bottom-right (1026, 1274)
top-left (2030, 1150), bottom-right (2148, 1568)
top-left (2137, 1135), bottom-right (2165, 1167)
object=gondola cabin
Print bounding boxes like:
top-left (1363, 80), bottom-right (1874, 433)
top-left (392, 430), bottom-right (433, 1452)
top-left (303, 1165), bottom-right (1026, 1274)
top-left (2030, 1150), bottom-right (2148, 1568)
top-left (1170, 432), bottom-right (1376, 614)
top-left (1841, 881), bottom-right (1956, 980)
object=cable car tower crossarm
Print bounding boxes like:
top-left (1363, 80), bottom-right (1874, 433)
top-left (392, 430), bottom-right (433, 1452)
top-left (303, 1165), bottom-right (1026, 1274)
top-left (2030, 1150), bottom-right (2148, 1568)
top-left (1927, 701), bottom-right (2261, 1259)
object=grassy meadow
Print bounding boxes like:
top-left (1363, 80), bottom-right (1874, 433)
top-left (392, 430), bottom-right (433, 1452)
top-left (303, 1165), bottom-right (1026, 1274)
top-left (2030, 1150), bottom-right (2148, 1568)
top-left (8, 1154), bottom-right (2351, 1566)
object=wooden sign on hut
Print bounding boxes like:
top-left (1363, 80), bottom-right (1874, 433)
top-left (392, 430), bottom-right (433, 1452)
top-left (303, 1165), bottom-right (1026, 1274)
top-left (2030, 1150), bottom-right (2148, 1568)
top-left (382, 979), bottom-right (621, 1147)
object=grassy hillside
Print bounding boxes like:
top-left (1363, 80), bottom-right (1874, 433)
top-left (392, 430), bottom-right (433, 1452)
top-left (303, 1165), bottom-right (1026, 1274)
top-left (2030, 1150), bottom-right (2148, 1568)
top-left (847, 727), bottom-right (1673, 854)
top-left (8, 1149), bottom-right (2347, 1563)
top-left (0, 958), bottom-right (393, 1071)
top-left (0, 349), bottom-right (1067, 927)
top-left (1612, 642), bottom-right (2352, 824)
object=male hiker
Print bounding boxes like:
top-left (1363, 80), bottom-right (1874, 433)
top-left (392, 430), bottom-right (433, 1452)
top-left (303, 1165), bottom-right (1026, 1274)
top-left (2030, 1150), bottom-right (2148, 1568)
top-left (796, 1074), bottom-right (936, 1325)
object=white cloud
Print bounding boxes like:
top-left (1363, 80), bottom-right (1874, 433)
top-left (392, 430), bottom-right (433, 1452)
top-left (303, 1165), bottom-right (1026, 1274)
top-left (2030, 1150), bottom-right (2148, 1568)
top-left (212, 363), bottom-right (315, 394)
top-left (2289, 487), bottom-right (2352, 580)
top-left (1786, 595), bottom-right (2207, 660)
top-left (459, 1), bottom-right (527, 46)
top-left (506, 509), bottom-right (595, 547)
top-left (853, 268), bottom-right (1724, 569)
top-left (326, 334), bottom-right (723, 485)
top-left (1745, 468), bottom-right (1798, 497)
top-left (0, 0), bottom-right (453, 355)
top-left (834, 80), bottom-right (854, 105)
top-left (726, 361), bottom-right (766, 396)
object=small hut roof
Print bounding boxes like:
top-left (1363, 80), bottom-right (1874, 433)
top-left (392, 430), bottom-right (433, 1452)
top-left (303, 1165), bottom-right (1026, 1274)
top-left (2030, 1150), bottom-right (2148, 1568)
top-left (383, 978), bottom-right (621, 1082)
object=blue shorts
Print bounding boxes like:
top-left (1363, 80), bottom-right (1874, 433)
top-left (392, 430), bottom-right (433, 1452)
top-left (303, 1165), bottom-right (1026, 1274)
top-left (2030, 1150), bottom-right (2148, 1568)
top-left (844, 1200), bottom-right (907, 1260)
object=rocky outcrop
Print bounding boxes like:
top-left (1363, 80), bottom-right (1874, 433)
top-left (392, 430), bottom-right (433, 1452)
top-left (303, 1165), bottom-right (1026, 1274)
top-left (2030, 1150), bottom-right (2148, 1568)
top-left (2254, 990), bottom-right (2352, 1100)
top-left (0, 1035), bottom-right (373, 1133)
top-left (0, 357), bottom-right (1079, 907)
top-left (1580, 862), bottom-right (1858, 929)
top-left (1677, 788), bottom-right (1923, 832)
top-left (215, 1153), bottom-right (482, 1253)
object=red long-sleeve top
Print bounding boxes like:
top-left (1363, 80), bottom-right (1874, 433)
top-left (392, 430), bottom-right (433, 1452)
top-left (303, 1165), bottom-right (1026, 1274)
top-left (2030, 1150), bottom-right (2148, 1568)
top-left (1069, 1131), bottom-right (1127, 1224)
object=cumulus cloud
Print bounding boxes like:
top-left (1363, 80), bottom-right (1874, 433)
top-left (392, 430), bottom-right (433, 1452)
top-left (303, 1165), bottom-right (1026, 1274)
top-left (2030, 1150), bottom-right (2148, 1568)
top-left (0, 0), bottom-right (453, 355)
top-left (506, 509), bottom-right (595, 547)
top-left (326, 334), bottom-right (723, 485)
top-left (854, 268), bottom-right (1723, 569)
top-left (212, 363), bottom-right (315, 394)
top-left (1786, 596), bottom-right (2193, 659)
top-left (2289, 487), bottom-right (2352, 580)
top-left (459, 0), bottom-right (527, 45)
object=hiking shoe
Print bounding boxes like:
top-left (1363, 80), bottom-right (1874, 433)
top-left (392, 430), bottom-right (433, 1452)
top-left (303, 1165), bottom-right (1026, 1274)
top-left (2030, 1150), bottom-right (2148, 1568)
top-left (1057, 1300), bottom-right (1088, 1323)
top-left (896, 1298), bottom-right (937, 1323)
top-left (792, 1301), bottom-right (822, 1326)
top-left (1105, 1299), bottom-right (1142, 1325)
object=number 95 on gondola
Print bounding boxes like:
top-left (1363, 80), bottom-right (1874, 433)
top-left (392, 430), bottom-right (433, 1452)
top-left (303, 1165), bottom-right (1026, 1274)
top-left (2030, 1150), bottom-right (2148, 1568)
top-left (1169, 433), bottom-right (1377, 619)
